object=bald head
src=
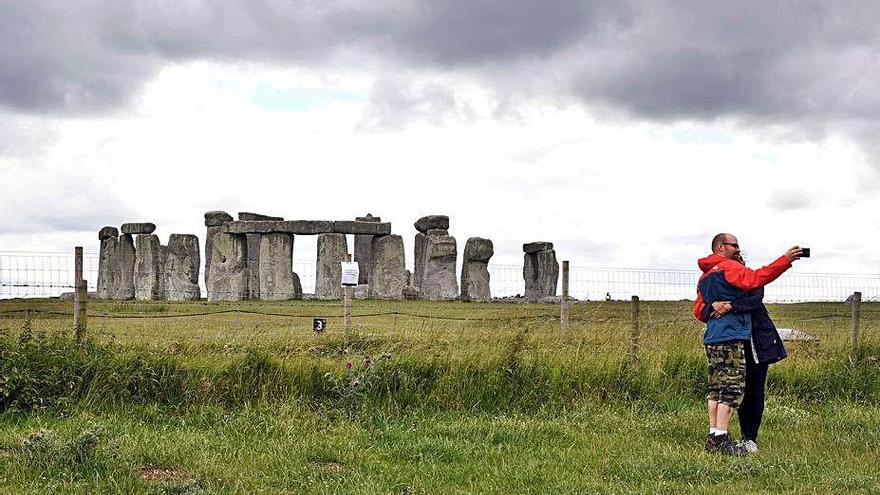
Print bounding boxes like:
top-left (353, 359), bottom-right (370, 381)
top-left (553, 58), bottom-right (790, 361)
top-left (711, 233), bottom-right (740, 259)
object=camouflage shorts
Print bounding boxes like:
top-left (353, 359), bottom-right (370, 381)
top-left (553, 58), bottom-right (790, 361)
top-left (705, 341), bottom-right (746, 408)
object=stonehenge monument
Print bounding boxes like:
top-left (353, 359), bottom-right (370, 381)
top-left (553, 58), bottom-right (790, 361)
top-left (239, 212), bottom-right (283, 299)
top-left (116, 234), bottom-right (136, 300)
top-left (259, 232), bottom-right (297, 300)
top-left (461, 237), bottom-right (493, 302)
top-left (97, 227), bottom-right (119, 299)
top-left (368, 235), bottom-right (406, 299)
top-left (163, 234), bottom-right (201, 301)
top-left (354, 214), bottom-right (381, 285)
top-left (134, 234), bottom-right (164, 300)
top-left (315, 233), bottom-right (348, 299)
top-left (207, 232), bottom-right (247, 301)
top-left (523, 242), bottom-right (559, 302)
top-left (204, 211), bottom-right (233, 293)
top-left (413, 215), bottom-right (459, 300)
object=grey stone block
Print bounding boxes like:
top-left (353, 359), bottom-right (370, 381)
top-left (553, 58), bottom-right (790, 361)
top-left (208, 233), bottom-right (247, 301)
top-left (524, 249), bottom-right (559, 302)
top-left (369, 235), bottom-right (405, 299)
top-left (464, 237), bottom-right (494, 262)
top-left (292, 272), bottom-right (303, 299)
top-left (98, 226), bottom-right (118, 240)
top-left (164, 234), bottom-right (201, 301)
top-left (523, 242), bottom-right (554, 254)
top-left (224, 221), bottom-right (278, 234)
top-left (426, 229), bottom-right (449, 237)
top-left (354, 284), bottom-right (370, 300)
top-left (115, 234), bottom-right (136, 300)
top-left (461, 238), bottom-right (493, 302)
top-left (204, 211), bottom-right (233, 227)
top-left (275, 220), bottom-right (334, 235)
top-left (315, 233), bottom-right (349, 299)
top-left (354, 214), bottom-right (382, 285)
top-left (97, 236), bottom-right (118, 299)
top-left (260, 233), bottom-right (296, 300)
top-left (121, 223), bottom-right (156, 235)
top-left (414, 215), bottom-right (449, 233)
top-left (238, 212), bottom-right (283, 221)
top-left (421, 235), bottom-right (459, 300)
top-left (135, 234), bottom-right (164, 300)
top-left (332, 221), bottom-right (392, 235)
top-left (413, 232), bottom-right (426, 289)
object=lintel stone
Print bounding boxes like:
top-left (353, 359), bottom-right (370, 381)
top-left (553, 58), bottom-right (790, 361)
top-left (121, 222), bottom-right (156, 235)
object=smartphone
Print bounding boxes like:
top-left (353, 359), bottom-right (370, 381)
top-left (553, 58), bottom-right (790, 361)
top-left (801, 248), bottom-right (810, 258)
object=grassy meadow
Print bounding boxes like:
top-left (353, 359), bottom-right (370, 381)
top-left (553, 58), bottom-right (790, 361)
top-left (1, 298), bottom-right (879, 494)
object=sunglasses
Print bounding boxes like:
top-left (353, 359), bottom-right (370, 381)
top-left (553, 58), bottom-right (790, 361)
top-left (722, 242), bottom-right (740, 249)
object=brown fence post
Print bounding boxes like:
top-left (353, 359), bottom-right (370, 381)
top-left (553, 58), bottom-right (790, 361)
top-left (850, 291), bottom-right (862, 365)
top-left (630, 295), bottom-right (640, 367)
top-left (561, 261), bottom-right (570, 331)
top-left (73, 246), bottom-right (87, 344)
top-left (344, 253), bottom-right (352, 336)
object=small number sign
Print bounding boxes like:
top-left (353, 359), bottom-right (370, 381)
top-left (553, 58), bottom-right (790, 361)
top-left (313, 318), bottom-right (327, 333)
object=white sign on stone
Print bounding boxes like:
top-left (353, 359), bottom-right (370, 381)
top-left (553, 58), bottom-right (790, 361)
top-left (341, 262), bottom-right (360, 287)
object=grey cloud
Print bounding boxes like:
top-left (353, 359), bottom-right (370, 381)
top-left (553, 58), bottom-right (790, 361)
top-left (358, 78), bottom-right (473, 130)
top-left (767, 190), bottom-right (812, 211)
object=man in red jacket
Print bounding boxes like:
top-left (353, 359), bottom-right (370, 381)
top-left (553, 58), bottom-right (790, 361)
top-left (694, 233), bottom-right (803, 455)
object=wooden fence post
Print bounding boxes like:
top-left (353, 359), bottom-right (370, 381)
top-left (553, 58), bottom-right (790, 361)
top-left (850, 291), bottom-right (862, 365)
top-left (630, 295), bottom-right (640, 367)
top-left (561, 261), bottom-right (570, 331)
top-left (73, 246), bottom-right (87, 344)
top-left (344, 253), bottom-right (352, 336)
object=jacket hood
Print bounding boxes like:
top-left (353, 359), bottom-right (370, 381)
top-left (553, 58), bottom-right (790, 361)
top-left (698, 253), bottom-right (729, 273)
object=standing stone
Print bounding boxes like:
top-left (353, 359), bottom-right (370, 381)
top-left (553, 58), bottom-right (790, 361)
top-left (421, 235), bottom-right (459, 300)
top-left (315, 233), bottom-right (349, 299)
top-left (97, 227), bottom-right (119, 299)
top-left (115, 233), bottom-right (136, 300)
top-left (259, 233), bottom-right (296, 300)
top-left (461, 237), bottom-right (493, 302)
top-left (238, 212), bottom-right (283, 299)
top-left (208, 232), bottom-right (247, 301)
top-left (354, 214), bottom-right (381, 285)
top-left (523, 242), bottom-right (559, 302)
top-left (204, 211), bottom-right (233, 294)
top-left (291, 272), bottom-right (303, 299)
top-left (413, 232), bottom-right (427, 289)
top-left (135, 234), bottom-right (164, 300)
top-left (369, 235), bottom-right (405, 299)
top-left (164, 234), bottom-right (201, 301)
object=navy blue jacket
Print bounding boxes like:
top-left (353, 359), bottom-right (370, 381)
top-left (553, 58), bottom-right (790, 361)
top-left (701, 287), bottom-right (787, 364)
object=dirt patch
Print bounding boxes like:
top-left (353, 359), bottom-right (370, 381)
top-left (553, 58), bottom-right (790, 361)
top-left (139, 466), bottom-right (188, 481)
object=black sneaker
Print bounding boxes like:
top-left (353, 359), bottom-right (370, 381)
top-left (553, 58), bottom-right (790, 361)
top-left (712, 433), bottom-right (747, 457)
top-left (704, 433), bottom-right (720, 453)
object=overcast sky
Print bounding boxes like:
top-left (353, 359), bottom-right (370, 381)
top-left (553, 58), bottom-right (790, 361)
top-left (2, 0), bottom-right (879, 274)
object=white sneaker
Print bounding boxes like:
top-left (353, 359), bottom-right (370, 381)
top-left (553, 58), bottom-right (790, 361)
top-left (738, 440), bottom-right (758, 453)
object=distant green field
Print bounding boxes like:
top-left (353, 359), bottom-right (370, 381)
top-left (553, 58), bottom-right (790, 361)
top-left (1, 298), bottom-right (878, 494)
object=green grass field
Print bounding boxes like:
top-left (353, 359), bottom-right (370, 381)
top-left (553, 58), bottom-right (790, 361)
top-left (1, 298), bottom-right (879, 494)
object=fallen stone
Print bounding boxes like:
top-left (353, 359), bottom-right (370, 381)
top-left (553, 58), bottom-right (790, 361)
top-left (208, 232), bottom-right (247, 301)
top-left (421, 235), bottom-right (459, 300)
top-left (777, 328), bottom-right (820, 342)
top-left (134, 234), bottom-right (164, 300)
top-left (523, 242), bottom-right (554, 254)
top-left (332, 221), bottom-right (392, 235)
top-left (115, 234), bottom-right (136, 300)
top-left (315, 233), bottom-right (349, 299)
top-left (414, 215), bottom-right (449, 233)
top-left (97, 236), bottom-right (118, 299)
top-left (461, 237), bottom-right (493, 302)
top-left (204, 211), bottom-right (233, 227)
top-left (275, 220), bottom-right (334, 235)
top-left (98, 226), bottom-right (118, 241)
top-left (259, 233), bottom-right (297, 300)
top-left (163, 234), bottom-right (201, 301)
top-left (369, 235), bottom-right (406, 299)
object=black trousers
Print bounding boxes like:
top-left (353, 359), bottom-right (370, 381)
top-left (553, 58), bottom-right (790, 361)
top-left (738, 340), bottom-right (769, 441)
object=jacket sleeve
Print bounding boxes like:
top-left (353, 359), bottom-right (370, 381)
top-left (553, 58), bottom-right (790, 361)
top-left (730, 287), bottom-right (765, 313)
top-left (721, 255), bottom-right (791, 291)
top-left (693, 290), bottom-right (708, 323)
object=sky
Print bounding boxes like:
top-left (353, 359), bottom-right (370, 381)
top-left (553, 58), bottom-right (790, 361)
top-left (1, 1), bottom-right (879, 274)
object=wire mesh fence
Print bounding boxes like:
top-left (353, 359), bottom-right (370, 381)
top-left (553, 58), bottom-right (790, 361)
top-left (4, 250), bottom-right (880, 303)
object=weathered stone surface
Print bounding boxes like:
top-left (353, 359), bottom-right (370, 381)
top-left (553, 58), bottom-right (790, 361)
top-left (135, 234), bottom-right (164, 300)
top-left (115, 234), bottom-right (136, 300)
top-left (523, 242), bottom-right (554, 254)
top-left (275, 220), bottom-right (334, 235)
top-left (208, 233), bottom-right (247, 301)
top-left (414, 215), bottom-right (449, 233)
top-left (332, 221), bottom-right (392, 235)
top-left (97, 236), bottom-right (118, 299)
top-left (354, 284), bottom-right (370, 300)
top-left (204, 211), bottom-right (233, 290)
top-left (464, 237), bottom-right (494, 262)
top-left (413, 233), bottom-right (426, 289)
top-left (421, 235), bottom-right (459, 300)
top-left (461, 237), bottom-right (493, 302)
top-left (524, 248), bottom-right (559, 302)
top-left (204, 211), bottom-right (233, 227)
top-left (403, 286), bottom-right (420, 300)
top-left (426, 229), bottom-right (448, 237)
top-left (238, 212), bottom-right (283, 222)
top-left (315, 233), bottom-right (349, 299)
top-left (292, 272), bottom-right (303, 299)
top-left (224, 221), bottom-right (278, 234)
top-left (163, 234), bottom-right (200, 301)
top-left (121, 223), bottom-right (157, 235)
top-left (98, 226), bottom-right (118, 240)
top-left (354, 215), bottom-right (382, 285)
top-left (259, 233), bottom-right (296, 300)
top-left (369, 235), bottom-right (405, 299)
top-left (404, 269), bottom-right (412, 286)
